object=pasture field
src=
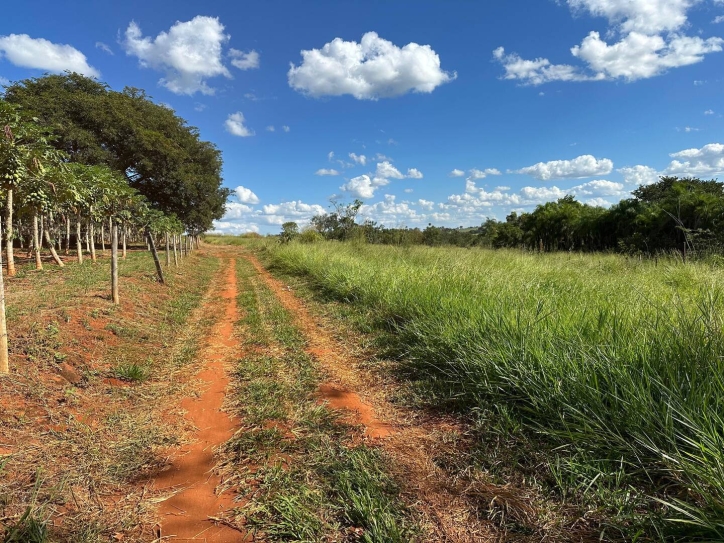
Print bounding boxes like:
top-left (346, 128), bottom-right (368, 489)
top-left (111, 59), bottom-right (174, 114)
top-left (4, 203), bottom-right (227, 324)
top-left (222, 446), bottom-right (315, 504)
top-left (242, 238), bottom-right (724, 540)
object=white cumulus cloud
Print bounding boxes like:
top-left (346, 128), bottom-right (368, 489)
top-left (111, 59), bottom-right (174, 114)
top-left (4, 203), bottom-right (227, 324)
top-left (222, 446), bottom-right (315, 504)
top-left (572, 31), bottom-right (723, 81)
top-left (262, 201), bottom-right (325, 218)
top-left (467, 168), bottom-right (502, 181)
top-left (619, 165), bottom-right (660, 185)
top-left (375, 161), bottom-right (406, 179)
top-left (493, 47), bottom-right (595, 85)
top-left (224, 202), bottom-right (255, 218)
top-left (407, 168), bottom-right (424, 179)
top-left (665, 143), bottom-right (724, 176)
top-left (315, 168), bottom-right (340, 176)
top-left (225, 112), bottom-right (254, 137)
top-left (340, 174), bottom-right (389, 198)
top-left (234, 185), bottom-right (260, 204)
top-left (573, 179), bottom-right (626, 196)
top-left (514, 154), bottom-right (613, 180)
top-left (349, 152), bottom-right (367, 165)
top-left (567, 0), bottom-right (696, 34)
top-left (288, 31), bottom-right (455, 99)
top-left (230, 49), bottom-right (259, 70)
top-left (494, 1), bottom-right (723, 85)
top-left (449, 169), bottom-right (465, 177)
top-left (0, 34), bottom-right (99, 77)
top-left (359, 195), bottom-right (422, 224)
top-left (123, 16), bottom-right (233, 95)
top-left (211, 220), bottom-right (260, 234)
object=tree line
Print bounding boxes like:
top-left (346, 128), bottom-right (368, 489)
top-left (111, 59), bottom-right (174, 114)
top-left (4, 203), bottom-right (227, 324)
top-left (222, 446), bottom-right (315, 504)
top-left (0, 73), bottom-right (228, 374)
top-left (285, 177), bottom-right (724, 256)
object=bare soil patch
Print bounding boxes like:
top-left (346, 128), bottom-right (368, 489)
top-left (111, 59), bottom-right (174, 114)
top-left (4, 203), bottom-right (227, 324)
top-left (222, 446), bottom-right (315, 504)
top-left (153, 258), bottom-right (247, 542)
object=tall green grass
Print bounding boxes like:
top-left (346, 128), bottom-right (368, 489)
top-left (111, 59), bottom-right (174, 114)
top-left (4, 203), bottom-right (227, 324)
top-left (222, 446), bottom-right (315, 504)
top-left (261, 241), bottom-right (724, 540)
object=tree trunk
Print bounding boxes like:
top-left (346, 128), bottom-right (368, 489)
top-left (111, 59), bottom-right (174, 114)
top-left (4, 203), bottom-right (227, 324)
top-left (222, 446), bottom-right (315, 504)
top-left (146, 228), bottom-right (165, 284)
top-left (76, 215), bottom-right (84, 264)
top-left (0, 223), bottom-right (9, 374)
top-left (85, 227), bottom-right (90, 254)
top-left (89, 217), bottom-right (97, 263)
top-left (165, 232), bottom-right (171, 267)
top-left (172, 234), bottom-right (178, 267)
top-left (42, 215), bottom-right (64, 268)
top-left (33, 211), bottom-right (43, 270)
top-left (39, 216), bottom-right (44, 254)
top-left (101, 221), bottom-right (106, 254)
top-left (111, 220), bottom-right (119, 305)
top-left (122, 226), bottom-right (127, 259)
top-left (65, 215), bottom-right (70, 255)
top-left (4, 188), bottom-right (15, 277)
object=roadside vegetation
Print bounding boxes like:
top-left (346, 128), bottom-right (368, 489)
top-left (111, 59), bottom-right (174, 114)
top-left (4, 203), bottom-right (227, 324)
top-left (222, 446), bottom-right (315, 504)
top-left (0, 248), bottom-right (219, 541)
top-left (218, 257), bottom-right (417, 541)
top-left (247, 239), bottom-right (724, 541)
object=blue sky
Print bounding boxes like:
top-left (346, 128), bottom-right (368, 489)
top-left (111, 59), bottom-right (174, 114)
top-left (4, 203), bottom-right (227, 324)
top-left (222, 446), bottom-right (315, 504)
top-left (1, 0), bottom-right (723, 233)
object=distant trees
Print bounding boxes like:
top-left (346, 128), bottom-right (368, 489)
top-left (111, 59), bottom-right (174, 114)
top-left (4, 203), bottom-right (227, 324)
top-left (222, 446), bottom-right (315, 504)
top-left (279, 222), bottom-right (299, 243)
top-left (304, 177), bottom-right (724, 256)
top-left (310, 200), bottom-right (363, 240)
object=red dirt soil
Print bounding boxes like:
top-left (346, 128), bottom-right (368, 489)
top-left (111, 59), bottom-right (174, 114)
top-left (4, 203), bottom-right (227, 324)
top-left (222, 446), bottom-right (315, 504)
top-left (317, 383), bottom-right (394, 439)
top-left (153, 259), bottom-right (246, 542)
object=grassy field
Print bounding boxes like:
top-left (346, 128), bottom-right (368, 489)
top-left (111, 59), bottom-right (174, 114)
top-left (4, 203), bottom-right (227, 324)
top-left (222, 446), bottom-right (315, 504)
top-left (242, 239), bottom-right (724, 540)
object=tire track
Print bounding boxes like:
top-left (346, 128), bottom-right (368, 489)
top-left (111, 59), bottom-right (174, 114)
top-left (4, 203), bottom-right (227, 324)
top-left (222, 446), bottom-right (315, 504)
top-left (244, 252), bottom-right (497, 542)
top-left (153, 258), bottom-right (247, 542)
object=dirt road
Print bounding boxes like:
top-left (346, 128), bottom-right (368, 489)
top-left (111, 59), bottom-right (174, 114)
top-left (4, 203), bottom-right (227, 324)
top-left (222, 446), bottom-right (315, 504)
top-left (153, 258), bottom-right (246, 542)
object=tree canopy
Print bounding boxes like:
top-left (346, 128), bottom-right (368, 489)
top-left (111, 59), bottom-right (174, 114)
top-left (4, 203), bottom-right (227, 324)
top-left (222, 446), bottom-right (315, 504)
top-left (4, 73), bottom-right (229, 232)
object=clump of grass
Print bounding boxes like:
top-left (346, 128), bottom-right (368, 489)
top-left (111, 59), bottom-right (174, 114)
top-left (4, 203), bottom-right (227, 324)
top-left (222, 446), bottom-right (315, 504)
top-left (2, 508), bottom-right (48, 543)
top-left (327, 446), bottom-right (411, 543)
top-left (114, 362), bottom-right (149, 382)
top-left (261, 241), bottom-right (724, 540)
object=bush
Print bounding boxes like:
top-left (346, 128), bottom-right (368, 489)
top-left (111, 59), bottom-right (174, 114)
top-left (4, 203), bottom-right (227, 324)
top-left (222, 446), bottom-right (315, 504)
top-left (298, 229), bottom-right (324, 244)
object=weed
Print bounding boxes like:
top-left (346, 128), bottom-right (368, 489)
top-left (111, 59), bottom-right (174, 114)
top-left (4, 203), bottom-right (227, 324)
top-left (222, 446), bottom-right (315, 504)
top-left (114, 362), bottom-right (149, 382)
top-left (2, 508), bottom-right (48, 543)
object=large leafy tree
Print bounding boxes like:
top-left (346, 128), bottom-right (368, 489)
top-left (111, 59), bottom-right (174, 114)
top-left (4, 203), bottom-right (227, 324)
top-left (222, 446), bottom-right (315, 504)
top-left (4, 73), bottom-right (229, 232)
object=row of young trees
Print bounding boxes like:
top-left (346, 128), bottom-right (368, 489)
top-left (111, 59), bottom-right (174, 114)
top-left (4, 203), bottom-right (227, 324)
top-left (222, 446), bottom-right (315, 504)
top-left (0, 73), bottom-right (228, 374)
top-left (292, 177), bottom-right (724, 255)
